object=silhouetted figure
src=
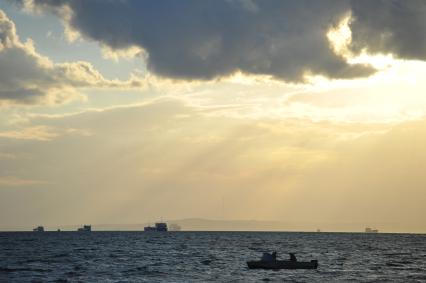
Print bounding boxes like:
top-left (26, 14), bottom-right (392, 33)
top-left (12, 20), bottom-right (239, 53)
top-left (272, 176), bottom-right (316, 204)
top-left (289, 253), bottom-right (297, 262)
top-left (261, 252), bottom-right (276, 262)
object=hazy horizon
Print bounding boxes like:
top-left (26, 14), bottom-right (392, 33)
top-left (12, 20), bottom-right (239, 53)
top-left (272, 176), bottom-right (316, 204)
top-left (1, 217), bottom-right (423, 234)
top-left (2, 1), bottom-right (426, 234)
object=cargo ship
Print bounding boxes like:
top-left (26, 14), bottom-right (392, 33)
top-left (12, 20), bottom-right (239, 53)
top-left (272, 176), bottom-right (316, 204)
top-left (144, 222), bottom-right (168, 231)
top-left (77, 225), bottom-right (91, 232)
top-left (33, 226), bottom-right (44, 232)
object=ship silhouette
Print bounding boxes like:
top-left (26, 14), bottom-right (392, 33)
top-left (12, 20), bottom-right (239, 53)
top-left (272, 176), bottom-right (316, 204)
top-left (77, 225), bottom-right (91, 232)
top-left (144, 222), bottom-right (168, 231)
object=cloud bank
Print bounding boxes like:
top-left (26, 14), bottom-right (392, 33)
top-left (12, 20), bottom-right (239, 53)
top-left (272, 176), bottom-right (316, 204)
top-left (17, 0), bottom-right (426, 82)
top-left (349, 1), bottom-right (426, 60)
top-left (18, 0), bottom-right (380, 82)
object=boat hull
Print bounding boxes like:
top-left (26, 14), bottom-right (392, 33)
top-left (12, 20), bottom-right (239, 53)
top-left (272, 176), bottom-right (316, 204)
top-left (247, 260), bottom-right (318, 270)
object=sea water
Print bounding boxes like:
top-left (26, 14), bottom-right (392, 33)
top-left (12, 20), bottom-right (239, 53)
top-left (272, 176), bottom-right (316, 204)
top-left (1, 231), bottom-right (425, 282)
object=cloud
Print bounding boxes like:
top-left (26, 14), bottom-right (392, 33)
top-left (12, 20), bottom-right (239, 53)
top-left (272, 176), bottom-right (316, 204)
top-left (0, 176), bottom-right (49, 187)
top-left (0, 9), bottom-right (150, 106)
top-left (349, 1), bottom-right (426, 60)
top-left (22, 1), bottom-right (426, 82)
top-left (0, 124), bottom-right (91, 141)
top-left (17, 0), bottom-right (376, 82)
top-left (0, 125), bottom-right (59, 141)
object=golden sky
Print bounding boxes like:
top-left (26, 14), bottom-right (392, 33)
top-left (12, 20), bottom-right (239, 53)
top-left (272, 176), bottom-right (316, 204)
top-left (1, 1), bottom-right (426, 232)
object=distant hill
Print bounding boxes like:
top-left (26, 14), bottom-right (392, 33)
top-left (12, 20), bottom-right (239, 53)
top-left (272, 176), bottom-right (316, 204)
top-left (170, 218), bottom-right (295, 231)
top-left (54, 219), bottom-right (298, 231)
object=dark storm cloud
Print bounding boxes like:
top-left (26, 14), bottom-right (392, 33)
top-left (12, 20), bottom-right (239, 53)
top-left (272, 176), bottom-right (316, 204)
top-left (16, 0), bottom-right (426, 82)
top-left (21, 0), bottom-right (376, 82)
top-left (349, 0), bottom-right (426, 60)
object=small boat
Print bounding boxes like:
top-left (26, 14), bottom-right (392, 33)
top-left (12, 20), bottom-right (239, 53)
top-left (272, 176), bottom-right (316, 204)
top-left (247, 252), bottom-right (318, 270)
top-left (247, 259), bottom-right (318, 270)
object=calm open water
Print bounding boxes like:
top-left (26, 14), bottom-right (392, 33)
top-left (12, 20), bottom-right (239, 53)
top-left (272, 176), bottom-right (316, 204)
top-left (1, 231), bottom-right (425, 282)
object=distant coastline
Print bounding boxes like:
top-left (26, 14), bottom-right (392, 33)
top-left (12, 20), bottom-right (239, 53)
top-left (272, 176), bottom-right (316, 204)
top-left (0, 218), bottom-right (425, 234)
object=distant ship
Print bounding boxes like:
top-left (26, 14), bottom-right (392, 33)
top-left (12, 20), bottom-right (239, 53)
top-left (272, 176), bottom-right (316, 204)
top-left (144, 222), bottom-right (168, 231)
top-left (77, 225), bottom-right (91, 232)
top-left (33, 226), bottom-right (44, 232)
top-left (365, 227), bottom-right (378, 233)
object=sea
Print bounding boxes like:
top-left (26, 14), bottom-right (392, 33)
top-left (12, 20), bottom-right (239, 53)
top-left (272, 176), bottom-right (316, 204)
top-left (1, 231), bottom-right (425, 282)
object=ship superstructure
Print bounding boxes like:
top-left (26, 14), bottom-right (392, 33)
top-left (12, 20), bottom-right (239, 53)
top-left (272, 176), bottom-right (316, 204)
top-left (144, 222), bottom-right (168, 231)
top-left (33, 226), bottom-right (44, 232)
top-left (77, 225), bottom-right (92, 232)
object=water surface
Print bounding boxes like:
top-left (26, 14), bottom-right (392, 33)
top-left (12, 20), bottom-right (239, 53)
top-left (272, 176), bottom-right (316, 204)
top-left (1, 231), bottom-right (425, 282)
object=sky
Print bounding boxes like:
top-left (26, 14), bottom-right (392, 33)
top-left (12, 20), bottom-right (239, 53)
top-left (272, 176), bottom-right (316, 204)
top-left (1, 0), bottom-right (426, 232)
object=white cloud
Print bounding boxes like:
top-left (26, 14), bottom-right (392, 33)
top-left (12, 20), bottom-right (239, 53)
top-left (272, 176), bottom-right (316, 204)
top-left (0, 9), bottom-right (158, 106)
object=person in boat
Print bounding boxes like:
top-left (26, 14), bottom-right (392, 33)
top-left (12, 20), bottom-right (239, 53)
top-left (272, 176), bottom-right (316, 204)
top-left (261, 251), bottom-right (277, 262)
top-left (289, 253), bottom-right (297, 262)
